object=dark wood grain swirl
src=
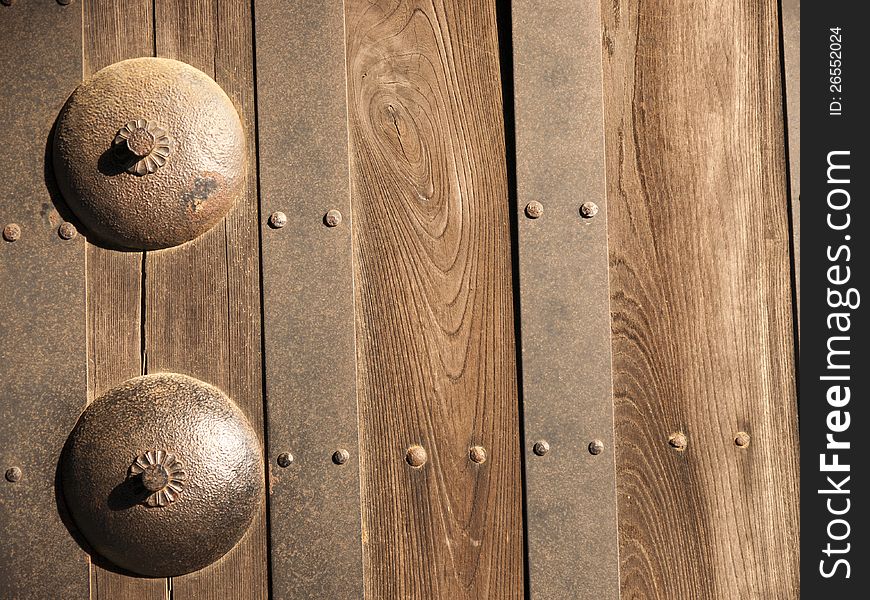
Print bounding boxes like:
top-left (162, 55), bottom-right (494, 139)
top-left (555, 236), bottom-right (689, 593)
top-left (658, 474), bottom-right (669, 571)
top-left (345, 1), bottom-right (524, 598)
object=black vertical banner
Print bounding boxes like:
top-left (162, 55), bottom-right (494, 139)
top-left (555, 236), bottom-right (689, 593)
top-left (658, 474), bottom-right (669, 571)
top-left (801, 2), bottom-right (868, 596)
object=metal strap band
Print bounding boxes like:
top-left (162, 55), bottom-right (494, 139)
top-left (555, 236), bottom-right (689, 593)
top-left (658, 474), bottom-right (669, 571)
top-left (781, 0), bottom-right (800, 332)
top-left (0, 1), bottom-right (89, 598)
top-left (255, 1), bottom-right (364, 598)
top-left (511, 1), bottom-right (621, 598)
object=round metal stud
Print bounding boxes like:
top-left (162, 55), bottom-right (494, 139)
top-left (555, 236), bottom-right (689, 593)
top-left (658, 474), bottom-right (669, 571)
top-left (268, 211), bottom-right (287, 229)
top-left (469, 446), bottom-right (487, 465)
top-left (3, 223), bottom-right (21, 242)
top-left (324, 209), bottom-right (342, 227)
top-left (525, 201), bottom-right (544, 219)
top-left (405, 445), bottom-right (427, 468)
top-left (58, 222), bottom-right (77, 240)
top-left (61, 373), bottom-right (263, 577)
top-left (276, 452), bottom-right (294, 468)
top-left (533, 440), bottom-right (550, 456)
top-left (588, 439), bottom-right (604, 455)
top-left (5, 467), bottom-right (21, 483)
top-left (579, 201), bottom-right (599, 218)
top-left (735, 431), bottom-right (751, 448)
top-left (332, 449), bottom-right (350, 465)
top-left (668, 432), bottom-right (688, 452)
top-left (53, 58), bottom-right (246, 250)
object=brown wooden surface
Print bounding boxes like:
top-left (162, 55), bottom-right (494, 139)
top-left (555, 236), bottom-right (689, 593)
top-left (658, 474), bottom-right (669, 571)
top-left (345, 1), bottom-right (524, 598)
top-left (148, 1), bottom-right (268, 599)
top-left (83, 1), bottom-right (167, 599)
top-left (602, 0), bottom-right (800, 597)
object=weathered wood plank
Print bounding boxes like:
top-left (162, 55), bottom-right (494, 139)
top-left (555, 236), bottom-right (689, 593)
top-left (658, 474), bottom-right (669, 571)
top-left (83, 0), bottom-right (162, 595)
top-left (602, 0), bottom-right (800, 597)
top-left (345, 1), bottom-right (524, 597)
top-left (149, 1), bottom-right (267, 598)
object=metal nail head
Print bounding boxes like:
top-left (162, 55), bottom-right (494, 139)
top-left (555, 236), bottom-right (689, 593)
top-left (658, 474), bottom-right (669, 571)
top-left (533, 440), bottom-right (550, 456)
top-left (5, 467), bottom-right (22, 483)
top-left (324, 209), bottom-right (342, 227)
top-left (579, 201), bottom-right (599, 219)
top-left (734, 431), bottom-right (751, 448)
top-left (668, 432), bottom-right (688, 452)
top-left (332, 448), bottom-right (350, 465)
top-left (405, 445), bottom-right (427, 468)
top-left (3, 223), bottom-right (21, 242)
top-left (469, 445), bottom-right (487, 464)
top-left (588, 439), bottom-right (604, 455)
top-left (58, 222), bottom-right (77, 240)
top-left (268, 211), bottom-right (287, 229)
top-left (277, 452), bottom-right (294, 468)
top-left (525, 201), bottom-right (544, 219)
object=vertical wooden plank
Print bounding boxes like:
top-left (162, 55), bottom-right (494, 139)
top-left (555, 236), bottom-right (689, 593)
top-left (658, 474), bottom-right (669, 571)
top-left (255, 1), bottom-right (365, 598)
top-left (82, 1), bottom-right (165, 597)
top-left (602, 0), bottom-right (800, 597)
top-left (345, 1), bottom-right (524, 598)
top-left (150, 1), bottom-right (268, 598)
top-left (0, 2), bottom-right (89, 598)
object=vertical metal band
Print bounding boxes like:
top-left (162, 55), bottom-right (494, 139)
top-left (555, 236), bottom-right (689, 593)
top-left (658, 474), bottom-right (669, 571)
top-left (255, 1), bottom-right (364, 598)
top-left (781, 0), bottom-right (800, 332)
top-left (511, 1), bottom-right (620, 598)
top-left (0, 1), bottom-right (88, 599)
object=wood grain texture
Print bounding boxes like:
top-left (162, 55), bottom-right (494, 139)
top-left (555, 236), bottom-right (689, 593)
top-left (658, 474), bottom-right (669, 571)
top-left (149, 1), bottom-right (267, 598)
top-left (601, 0), bottom-right (800, 597)
top-left (345, 1), bottom-right (524, 598)
top-left (83, 2), bottom-right (166, 598)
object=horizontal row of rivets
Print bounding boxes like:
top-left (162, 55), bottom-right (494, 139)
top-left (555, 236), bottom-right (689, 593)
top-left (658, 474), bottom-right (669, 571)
top-left (267, 209), bottom-right (343, 230)
top-left (668, 431), bottom-right (752, 451)
top-left (273, 445), bottom-right (489, 470)
top-left (532, 439), bottom-right (605, 456)
top-left (523, 201), bottom-right (599, 220)
top-left (2, 222), bottom-right (77, 242)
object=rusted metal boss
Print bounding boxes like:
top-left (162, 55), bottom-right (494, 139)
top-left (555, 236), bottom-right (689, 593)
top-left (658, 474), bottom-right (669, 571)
top-left (61, 373), bottom-right (263, 577)
top-left (53, 57), bottom-right (246, 249)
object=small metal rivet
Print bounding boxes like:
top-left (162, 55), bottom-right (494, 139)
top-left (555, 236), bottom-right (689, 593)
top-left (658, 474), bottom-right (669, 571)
top-left (734, 431), bottom-right (751, 448)
top-left (324, 209), bottom-right (343, 227)
top-left (5, 467), bottom-right (21, 483)
top-left (668, 432), bottom-right (688, 452)
top-left (58, 222), bottom-right (77, 240)
top-left (268, 211), bottom-right (287, 229)
top-left (405, 445), bottom-right (428, 468)
top-left (276, 452), bottom-right (294, 468)
top-left (3, 223), bottom-right (21, 242)
top-left (588, 439), bottom-right (604, 455)
top-left (332, 448), bottom-right (350, 465)
top-left (579, 201), bottom-right (599, 218)
top-left (525, 201), bottom-right (544, 219)
top-left (469, 445), bottom-right (487, 464)
top-left (533, 440), bottom-right (550, 456)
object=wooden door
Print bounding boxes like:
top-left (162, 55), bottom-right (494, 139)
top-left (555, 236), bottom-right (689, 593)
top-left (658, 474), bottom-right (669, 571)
top-left (0, 1), bottom-right (799, 599)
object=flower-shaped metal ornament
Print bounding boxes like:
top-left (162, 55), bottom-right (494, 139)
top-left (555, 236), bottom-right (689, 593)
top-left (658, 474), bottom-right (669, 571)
top-left (114, 119), bottom-right (174, 176)
top-left (129, 450), bottom-right (187, 507)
